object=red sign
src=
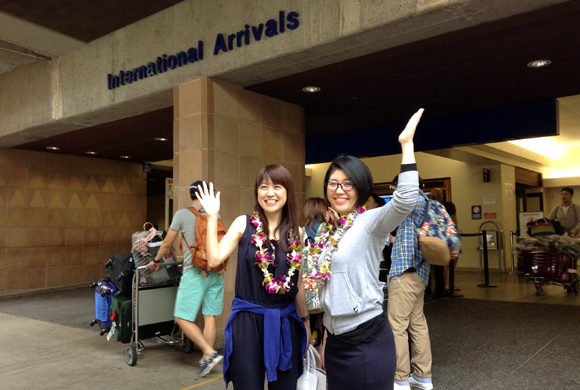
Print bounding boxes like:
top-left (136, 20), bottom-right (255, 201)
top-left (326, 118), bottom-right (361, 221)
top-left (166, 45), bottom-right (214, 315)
top-left (484, 212), bottom-right (497, 219)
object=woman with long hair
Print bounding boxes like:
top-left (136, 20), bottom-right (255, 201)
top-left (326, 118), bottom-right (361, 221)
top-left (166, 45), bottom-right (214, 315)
top-left (196, 164), bottom-right (311, 390)
top-left (312, 109), bottom-right (423, 390)
top-left (303, 197), bottom-right (330, 245)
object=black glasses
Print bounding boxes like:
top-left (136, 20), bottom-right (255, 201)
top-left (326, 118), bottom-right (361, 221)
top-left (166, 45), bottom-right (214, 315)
top-left (327, 181), bottom-right (354, 191)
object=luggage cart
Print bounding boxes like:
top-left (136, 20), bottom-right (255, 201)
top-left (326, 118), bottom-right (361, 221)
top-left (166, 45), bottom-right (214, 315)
top-left (517, 249), bottom-right (579, 296)
top-left (125, 262), bottom-right (195, 366)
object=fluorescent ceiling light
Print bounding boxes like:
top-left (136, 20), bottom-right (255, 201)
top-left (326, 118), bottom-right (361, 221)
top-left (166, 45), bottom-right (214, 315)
top-left (544, 168), bottom-right (580, 179)
top-left (302, 86), bottom-right (321, 93)
top-left (527, 59), bottom-right (551, 68)
top-left (508, 138), bottom-right (564, 160)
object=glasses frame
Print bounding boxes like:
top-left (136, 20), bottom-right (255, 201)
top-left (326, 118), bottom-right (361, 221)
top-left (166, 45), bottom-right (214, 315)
top-left (327, 180), bottom-right (355, 191)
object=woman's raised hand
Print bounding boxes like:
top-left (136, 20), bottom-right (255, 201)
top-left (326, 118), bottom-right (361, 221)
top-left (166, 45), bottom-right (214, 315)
top-left (398, 108), bottom-right (424, 145)
top-left (195, 181), bottom-right (220, 216)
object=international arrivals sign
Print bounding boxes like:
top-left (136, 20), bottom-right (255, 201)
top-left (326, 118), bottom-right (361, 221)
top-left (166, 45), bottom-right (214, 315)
top-left (107, 10), bottom-right (299, 90)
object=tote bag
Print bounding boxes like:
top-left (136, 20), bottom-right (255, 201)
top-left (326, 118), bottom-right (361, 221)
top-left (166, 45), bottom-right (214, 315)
top-left (297, 346), bottom-right (326, 390)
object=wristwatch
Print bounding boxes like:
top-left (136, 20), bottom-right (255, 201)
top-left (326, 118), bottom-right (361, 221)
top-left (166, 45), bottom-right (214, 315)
top-left (153, 259), bottom-right (161, 263)
top-left (301, 315), bottom-right (310, 322)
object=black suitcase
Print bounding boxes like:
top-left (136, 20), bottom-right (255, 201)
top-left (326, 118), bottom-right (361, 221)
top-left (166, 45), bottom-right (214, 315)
top-left (105, 253), bottom-right (135, 297)
top-left (109, 295), bottom-right (132, 344)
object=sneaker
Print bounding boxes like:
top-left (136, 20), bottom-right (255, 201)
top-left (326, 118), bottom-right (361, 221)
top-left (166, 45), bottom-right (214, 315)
top-left (198, 351), bottom-right (223, 377)
top-left (394, 381), bottom-right (411, 390)
top-left (409, 373), bottom-right (433, 390)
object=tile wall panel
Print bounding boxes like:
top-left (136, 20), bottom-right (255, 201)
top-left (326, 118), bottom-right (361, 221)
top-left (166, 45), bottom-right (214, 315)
top-left (0, 148), bottom-right (146, 297)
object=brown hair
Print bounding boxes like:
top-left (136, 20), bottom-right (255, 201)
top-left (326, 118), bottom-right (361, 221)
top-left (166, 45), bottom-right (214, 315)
top-left (304, 197), bottom-right (327, 229)
top-left (254, 164), bottom-right (299, 252)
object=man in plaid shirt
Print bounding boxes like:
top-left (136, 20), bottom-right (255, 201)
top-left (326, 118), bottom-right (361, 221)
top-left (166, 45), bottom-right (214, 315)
top-left (388, 177), bottom-right (433, 390)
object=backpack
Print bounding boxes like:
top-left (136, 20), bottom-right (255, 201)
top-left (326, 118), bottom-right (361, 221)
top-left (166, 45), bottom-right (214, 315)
top-left (181, 206), bottom-right (228, 277)
top-left (416, 192), bottom-right (461, 266)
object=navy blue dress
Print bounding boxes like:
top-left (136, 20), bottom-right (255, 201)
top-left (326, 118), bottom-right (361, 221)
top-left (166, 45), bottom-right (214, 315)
top-left (226, 216), bottom-right (304, 390)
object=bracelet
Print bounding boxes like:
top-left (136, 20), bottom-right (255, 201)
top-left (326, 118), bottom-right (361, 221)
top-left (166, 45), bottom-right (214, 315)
top-left (153, 259), bottom-right (161, 264)
top-left (301, 315), bottom-right (310, 322)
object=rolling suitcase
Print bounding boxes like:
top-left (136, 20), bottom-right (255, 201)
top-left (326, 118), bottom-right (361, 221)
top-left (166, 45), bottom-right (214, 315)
top-left (89, 279), bottom-right (117, 335)
top-left (556, 253), bottom-right (576, 282)
top-left (518, 249), bottom-right (561, 277)
top-left (105, 253), bottom-right (135, 297)
top-left (109, 295), bottom-right (132, 344)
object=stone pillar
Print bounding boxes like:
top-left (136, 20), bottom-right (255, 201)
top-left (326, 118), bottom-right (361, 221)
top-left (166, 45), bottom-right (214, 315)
top-left (173, 77), bottom-right (305, 346)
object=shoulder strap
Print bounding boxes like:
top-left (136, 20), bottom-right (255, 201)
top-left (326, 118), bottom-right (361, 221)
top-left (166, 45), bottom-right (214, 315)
top-left (181, 206), bottom-right (202, 254)
top-left (414, 190), bottom-right (430, 229)
top-left (186, 206), bottom-right (202, 217)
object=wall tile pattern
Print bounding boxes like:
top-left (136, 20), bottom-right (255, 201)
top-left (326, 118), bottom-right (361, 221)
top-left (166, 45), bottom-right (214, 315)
top-left (0, 149), bottom-right (146, 296)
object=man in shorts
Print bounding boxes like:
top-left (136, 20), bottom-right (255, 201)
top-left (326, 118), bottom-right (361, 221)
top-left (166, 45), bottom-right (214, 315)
top-left (148, 181), bottom-right (224, 377)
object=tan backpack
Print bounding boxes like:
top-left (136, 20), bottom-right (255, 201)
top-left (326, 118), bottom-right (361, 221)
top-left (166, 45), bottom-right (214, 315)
top-left (180, 207), bottom-right (228, 277)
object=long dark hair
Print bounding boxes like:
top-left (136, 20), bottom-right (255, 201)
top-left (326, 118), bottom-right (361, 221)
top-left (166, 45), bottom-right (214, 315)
top-left (304, 197), bottom-right (327, 229)
top-left (254, 164), bottom-right (299, 252)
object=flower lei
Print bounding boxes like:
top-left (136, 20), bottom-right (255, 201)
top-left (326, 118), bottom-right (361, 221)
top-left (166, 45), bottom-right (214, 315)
top-left (303, 207), bottom-right (364, 291)
top-left (250, 212), bottom-right (303, 294)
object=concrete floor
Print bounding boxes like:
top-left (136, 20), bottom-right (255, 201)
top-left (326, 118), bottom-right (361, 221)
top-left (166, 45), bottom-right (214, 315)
top-left (1, 270), bottom-right (579, 389)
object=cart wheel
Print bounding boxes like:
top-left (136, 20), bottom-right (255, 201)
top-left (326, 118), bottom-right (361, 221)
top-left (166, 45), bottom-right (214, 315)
top-left (535, 285), bottom-right (545, 296)
top-left (183, 336), bottom-right (195, 354)
top-left (126, 343), bottom-right (138, 366)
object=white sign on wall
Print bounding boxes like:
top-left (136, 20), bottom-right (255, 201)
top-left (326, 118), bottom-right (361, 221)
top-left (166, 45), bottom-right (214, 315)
top-left (483, 195), bottom-right (496, 204)
top-left (505, 183), bottom-right (514, 199)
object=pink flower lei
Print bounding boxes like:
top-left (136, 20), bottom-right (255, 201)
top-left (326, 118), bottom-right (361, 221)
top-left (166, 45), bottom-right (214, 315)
top-left (302, 207), bottom-right (365, 291)
top-left (250, 212), bottom-right (303, 294)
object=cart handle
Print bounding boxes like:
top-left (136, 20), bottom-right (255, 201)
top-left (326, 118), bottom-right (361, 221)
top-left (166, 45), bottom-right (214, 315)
top-left (137, 261), bottom-right (183, 270)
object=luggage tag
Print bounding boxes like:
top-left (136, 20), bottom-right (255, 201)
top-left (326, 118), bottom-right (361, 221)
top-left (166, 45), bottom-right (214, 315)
top-left (107, 321), bottom-right (116, 341)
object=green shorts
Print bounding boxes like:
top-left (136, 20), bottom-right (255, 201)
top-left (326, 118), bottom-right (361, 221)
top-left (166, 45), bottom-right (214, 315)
top-left (174, 268), bottom-right (224, 321)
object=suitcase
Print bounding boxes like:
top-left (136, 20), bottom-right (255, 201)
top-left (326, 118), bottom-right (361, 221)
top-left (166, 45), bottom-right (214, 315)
top-left (556, 253), bottom-right (576, 282)
top-left (109, 295), bottom-right (133, 344)
top-left (89, 279), bottom-right (117, 335)
top-left (518, 249), bottom-right (562, 278)
top-left (105, 253), bottom-right (135, 297)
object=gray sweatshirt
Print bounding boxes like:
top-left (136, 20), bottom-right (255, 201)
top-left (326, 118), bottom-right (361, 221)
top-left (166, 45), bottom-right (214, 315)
top-left (548, 204), bottom-right (580, 235)
top-left (318, 169), bottom-right (418, 335)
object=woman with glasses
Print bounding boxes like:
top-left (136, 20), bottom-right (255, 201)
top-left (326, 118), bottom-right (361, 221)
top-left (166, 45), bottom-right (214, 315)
top-left (311, 109), bottom-right (423, 390)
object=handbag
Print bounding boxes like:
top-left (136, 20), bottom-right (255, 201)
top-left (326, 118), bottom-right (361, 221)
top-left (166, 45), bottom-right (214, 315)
top-left (297, 346), bottom-right (326, 390)
top-left (415, 192), bottom-right (461, 266)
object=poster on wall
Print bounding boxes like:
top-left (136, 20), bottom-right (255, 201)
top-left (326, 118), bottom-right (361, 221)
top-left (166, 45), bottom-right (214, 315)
top-left (471, 205), bottom-right (482, 219)
top-left (518, 211), bottom-right (544, 238)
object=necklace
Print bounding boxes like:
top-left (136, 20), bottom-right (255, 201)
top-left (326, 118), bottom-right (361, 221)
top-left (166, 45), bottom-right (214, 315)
top-left (303, 207), bottom-right (364, 291)
top-left (250, 212), bottom-right (302, 294)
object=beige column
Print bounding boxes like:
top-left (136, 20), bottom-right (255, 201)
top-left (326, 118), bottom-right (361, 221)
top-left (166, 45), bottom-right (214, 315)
top-left (173, 77), bottom-right (305, 347)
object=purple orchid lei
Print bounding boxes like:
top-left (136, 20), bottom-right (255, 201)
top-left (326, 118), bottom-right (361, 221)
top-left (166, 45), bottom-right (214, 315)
top-left (250, 212), bottom-right (302, 294)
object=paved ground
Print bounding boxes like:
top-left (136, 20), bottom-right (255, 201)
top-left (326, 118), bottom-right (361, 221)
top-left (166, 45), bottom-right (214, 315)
top-left (2, 273), bottom-right (580, 389)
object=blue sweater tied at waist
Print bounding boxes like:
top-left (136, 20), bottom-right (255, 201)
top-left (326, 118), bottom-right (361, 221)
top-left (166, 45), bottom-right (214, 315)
top-left (223, 297), bottom-right (306, 385)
